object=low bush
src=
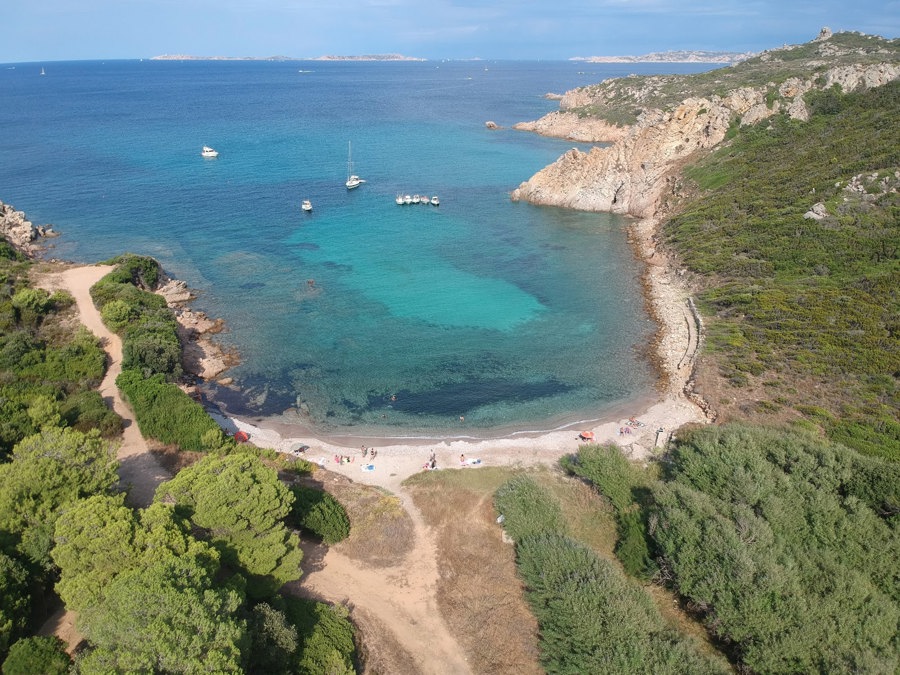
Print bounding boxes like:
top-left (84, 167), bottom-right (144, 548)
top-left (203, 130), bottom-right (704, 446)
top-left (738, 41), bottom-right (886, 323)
top-left (116, 369), bottom-right (225, 452)
top-left (1, 636), bottom-right (69, 675)
top-left (652, 424), bottom-right (900, 673)
top-left (515, 533), bottom-right (726, 674)
top-left (91, 257), bottom-right (182, 380)
top-left (563, 445), bottom-right (657, 578)
top-left (493, 474), bottom-right (565, 541)
top-left (290, 485), bottom-right (351, 545)
top-left (280, 596), bottom-right (356, 675)
top-left (59, 390), bottom-right (122, 437)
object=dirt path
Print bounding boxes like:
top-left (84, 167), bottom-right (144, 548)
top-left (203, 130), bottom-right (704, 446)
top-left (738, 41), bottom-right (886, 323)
top-left (295, 493), bottom-right (472, 675)
top-left (36, 265), bottom-right (173, 654)
top-left (45, 265), bottom-right (172, 507)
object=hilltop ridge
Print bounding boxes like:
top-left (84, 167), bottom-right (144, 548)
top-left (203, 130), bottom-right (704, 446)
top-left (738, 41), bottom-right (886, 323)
top-left (511, 29), bottom-right (900, 218)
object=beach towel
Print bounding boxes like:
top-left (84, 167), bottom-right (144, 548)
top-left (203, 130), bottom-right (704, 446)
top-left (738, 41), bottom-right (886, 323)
top-left (361, 464), bottom-right (375, 472)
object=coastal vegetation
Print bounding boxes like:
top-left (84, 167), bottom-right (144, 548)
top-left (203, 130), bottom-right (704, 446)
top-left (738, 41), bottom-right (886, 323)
top-left (667, 78), bottom-right (899, 459)
top-left (0, 250), bottom-right (358, 672)
top-left (563, 426), bottom-right (899, 672)
top-left (494, 474), bottom-right (729, 674)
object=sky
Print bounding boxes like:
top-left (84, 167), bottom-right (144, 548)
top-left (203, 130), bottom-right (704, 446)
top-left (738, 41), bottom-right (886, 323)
top-left (3, 0), bottom-right (898, 63)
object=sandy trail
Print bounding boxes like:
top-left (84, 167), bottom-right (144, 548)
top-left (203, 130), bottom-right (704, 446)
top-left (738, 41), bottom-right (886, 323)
top-left (36, 265), bottom-right (173, 654)
top-left (295, 496), bottom-right (471, 674)
top-left (42, 265), bottom-right (172, 507)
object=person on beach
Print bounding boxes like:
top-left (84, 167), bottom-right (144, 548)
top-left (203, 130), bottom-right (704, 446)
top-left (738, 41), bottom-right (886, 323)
top-left (460, 454), bottom-right (465, 464)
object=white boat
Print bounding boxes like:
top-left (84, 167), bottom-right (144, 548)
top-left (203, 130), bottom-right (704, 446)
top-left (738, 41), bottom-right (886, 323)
top-left (201, 146), bottom-right (219, 158)
top-left (403, 195), bottom-right (412, 205)
top-left (40, 67), bottom-right (46, 76)
top-left (411, 194), bottom-right (420, 204)
top-left (345, 141), bottom-right (364, 189)
top-left (395, 194), bottom-right (404, 205)
top-left (431, 196), bottom-right (440, 206)
top-left (301, 200), bottom-right (312, 212)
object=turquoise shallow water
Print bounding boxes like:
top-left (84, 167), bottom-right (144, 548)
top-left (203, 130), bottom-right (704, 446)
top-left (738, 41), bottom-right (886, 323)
top-left (0, 59), bottom-right (716, 435)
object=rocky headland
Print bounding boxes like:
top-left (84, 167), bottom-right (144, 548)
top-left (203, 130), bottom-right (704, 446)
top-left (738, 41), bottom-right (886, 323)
top-left (511, 29), bottom-right (900, 219)
top-left (0, 200), bottom-right (58, 255)
top-left (2, 199), bottom-right (235, 384)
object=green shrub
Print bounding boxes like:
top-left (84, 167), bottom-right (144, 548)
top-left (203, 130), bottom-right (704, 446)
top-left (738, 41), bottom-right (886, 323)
top-left (0, 553), bottom-right (31, 662)
top-left (494, 474), bottom-right (566, 542)
top-left (652, 424), bottom-right (900, 673)
top-left (514, 533), bottom-right (727, 674)
top-left (59, 390), bottom-right (123, 437)
top-left (100, 299), bottom-right (138, 333)
top-left (116, 369), bottom-right (222, 451)
top-left (290, 485), bottom-right (351, 545)
top-left (1, 636), bottom-right (69, 675)
top-left (563, 445), bottom-right (658, 578)
top-left (280, 596), bottom-right (356, 675)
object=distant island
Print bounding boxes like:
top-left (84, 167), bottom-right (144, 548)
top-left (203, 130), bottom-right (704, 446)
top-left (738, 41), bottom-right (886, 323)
top-left (151, 54), bottom-right (425, 62)
top-left (312, 54), bottom-right (426, 61)
top-left (571, 50), bottom-right (755, 64)
top-left (151, 52), bottom-right (746, 64)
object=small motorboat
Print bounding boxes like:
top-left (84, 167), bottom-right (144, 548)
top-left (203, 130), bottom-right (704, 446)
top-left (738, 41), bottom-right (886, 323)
top-left (396, 194), bottom-right (405, 205)
top-left (201, 146), bottom-right (219, 158)
top-left (430, 195), bottom-right (440, 206)
top-left (403, 194), bottom-right (412, 205)
top-left (301, 199), bottom-right (312, 212)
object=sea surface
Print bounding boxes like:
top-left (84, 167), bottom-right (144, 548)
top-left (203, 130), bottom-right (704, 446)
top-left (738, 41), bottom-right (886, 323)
top-left (0, 59), bottom-right (717, 437)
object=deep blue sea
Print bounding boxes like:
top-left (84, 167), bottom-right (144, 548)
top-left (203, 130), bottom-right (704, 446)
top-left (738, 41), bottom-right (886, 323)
top-left (0, 59), bottom-right (716, 437)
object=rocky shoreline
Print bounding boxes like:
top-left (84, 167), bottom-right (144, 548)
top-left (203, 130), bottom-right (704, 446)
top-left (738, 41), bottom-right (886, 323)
top-left (0, 200), bottom-right (60, 255)
top-left (154, 276), bottom-right (238, 382)
top-left (2, 199), bottom-right (236, 384)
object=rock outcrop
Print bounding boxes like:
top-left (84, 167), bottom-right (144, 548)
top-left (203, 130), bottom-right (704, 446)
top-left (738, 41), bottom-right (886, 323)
top-left (156, 274), bottom-right (236, 381)
top-left (513, 112), bottom-right (628, 143)
top-left (0, 201), bottom-right (57, 255)
top-left (511, 34), bottom-right (900, 219)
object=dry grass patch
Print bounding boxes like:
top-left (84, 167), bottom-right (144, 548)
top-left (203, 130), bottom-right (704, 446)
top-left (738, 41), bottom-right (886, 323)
top-left (542, 469), bottom-right (618, 557)
top-left (149, 443), bottom-right (204, 474)
top-left (300, 469), bottom-right (415, 568)
top-left (405, 467), bottom-right (542, 675)
top-left (350, 606), bottom-right (420, 675)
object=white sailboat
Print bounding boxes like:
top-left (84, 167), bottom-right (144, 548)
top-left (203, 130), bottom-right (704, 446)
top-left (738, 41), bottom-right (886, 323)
top-left (40, 67), bottom-right (46, 76)
top-left (345, 141), bottom-right (364, 189)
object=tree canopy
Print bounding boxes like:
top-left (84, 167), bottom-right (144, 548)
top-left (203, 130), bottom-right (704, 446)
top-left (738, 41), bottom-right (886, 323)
top-left (155, 453), bottom-right (303, 597)
top-left (0, 427), bottom-right (118, 567)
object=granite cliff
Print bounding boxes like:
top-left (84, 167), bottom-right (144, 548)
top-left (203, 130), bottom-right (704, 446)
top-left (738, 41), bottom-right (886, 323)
top-left (511, 30), bottom-right (900, 218)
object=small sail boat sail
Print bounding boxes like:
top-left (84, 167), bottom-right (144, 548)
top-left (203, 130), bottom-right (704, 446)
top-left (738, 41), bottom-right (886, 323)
top-left (40, 67), bottom-right (46, 76)
top-left (345, 141), bottom-right (364, 189)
